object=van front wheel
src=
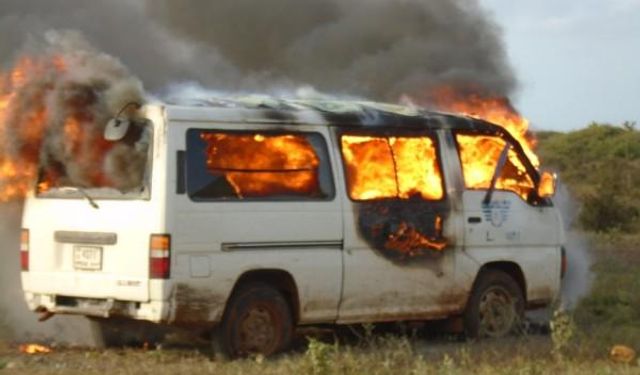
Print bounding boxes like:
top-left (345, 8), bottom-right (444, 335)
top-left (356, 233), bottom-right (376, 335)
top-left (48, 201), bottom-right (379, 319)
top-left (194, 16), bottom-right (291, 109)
top-left (213, 284), bottom-right (293, 358)
top-left (464, 270), bottom-right (525, 339)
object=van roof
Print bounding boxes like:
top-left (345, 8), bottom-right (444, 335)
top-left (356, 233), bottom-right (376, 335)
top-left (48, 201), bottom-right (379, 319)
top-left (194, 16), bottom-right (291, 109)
top-left (152, 96), bottom-right (502, 133)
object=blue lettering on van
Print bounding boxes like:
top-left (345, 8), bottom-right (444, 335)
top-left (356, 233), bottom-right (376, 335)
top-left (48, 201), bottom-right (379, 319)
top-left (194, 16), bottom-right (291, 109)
top-left (482, 200), bottom-right (511, 227)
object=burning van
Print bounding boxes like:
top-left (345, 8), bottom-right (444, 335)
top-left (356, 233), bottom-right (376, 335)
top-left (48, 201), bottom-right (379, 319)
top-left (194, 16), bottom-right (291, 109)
top-left (20, 97), bottom-right (565, 357)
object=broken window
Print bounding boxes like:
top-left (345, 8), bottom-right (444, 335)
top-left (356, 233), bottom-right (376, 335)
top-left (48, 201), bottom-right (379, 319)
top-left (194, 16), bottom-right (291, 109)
top-left (36, 119), bottom-right (152, 199)
top-left (186, 130), bottom-right (334, 200)
top-left (455, 134), bottom-right (534, 200)
top-left (340, 134), bottom-right (444, 201)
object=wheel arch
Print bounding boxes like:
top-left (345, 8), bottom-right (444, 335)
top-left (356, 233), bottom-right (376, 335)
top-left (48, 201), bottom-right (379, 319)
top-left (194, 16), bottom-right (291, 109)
top-left (228, 269), bottom-right (301, 323)
top-left (472, 261), bottom-right (527, 304)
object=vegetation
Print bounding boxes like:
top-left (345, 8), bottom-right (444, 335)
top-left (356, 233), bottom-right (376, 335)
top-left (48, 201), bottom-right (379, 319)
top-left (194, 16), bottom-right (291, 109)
top-left (537, 122), bottom-right (640, 232)
top-left (573, 233), bottom-right (640, 353)
top-left (538, 122), bottom-right (640, 366)
top-left (1, 333), bottom-right (639, 374)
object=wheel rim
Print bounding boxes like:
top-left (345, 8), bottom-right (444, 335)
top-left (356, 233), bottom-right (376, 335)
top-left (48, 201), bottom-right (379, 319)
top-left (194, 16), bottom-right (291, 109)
top-left (237, 304), bottom-right (279, 355)
top-left (478, 285), bottom-right (518, 338)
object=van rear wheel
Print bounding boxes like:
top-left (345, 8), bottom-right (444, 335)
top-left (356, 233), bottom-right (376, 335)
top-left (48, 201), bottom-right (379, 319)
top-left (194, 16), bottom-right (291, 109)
top-left (464, 270), bottom-right (525, 339)
top-left (213, 284), bottom-right (293, 358)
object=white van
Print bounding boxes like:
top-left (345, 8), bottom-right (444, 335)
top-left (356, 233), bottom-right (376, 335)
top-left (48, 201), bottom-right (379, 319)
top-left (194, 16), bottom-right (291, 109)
top-left (20, 98), bottom-right (565, 357)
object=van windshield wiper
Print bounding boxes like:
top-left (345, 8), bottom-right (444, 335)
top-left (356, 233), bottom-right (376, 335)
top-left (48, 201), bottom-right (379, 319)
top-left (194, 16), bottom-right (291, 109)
top-left (59, 186), bottom-right (100, 209)
top-left (483, 143), bottom-right (511, 205)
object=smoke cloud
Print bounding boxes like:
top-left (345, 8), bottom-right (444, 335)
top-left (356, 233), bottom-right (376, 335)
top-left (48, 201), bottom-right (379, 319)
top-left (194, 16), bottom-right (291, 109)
top-left (555, 184), bottom-right (594, 308)
top-left (0, 30), bottom-right (147, 195)
top-left (1, 0), bottom-right (516, 100)
top-left (0, 202), bottom-right (92, 344)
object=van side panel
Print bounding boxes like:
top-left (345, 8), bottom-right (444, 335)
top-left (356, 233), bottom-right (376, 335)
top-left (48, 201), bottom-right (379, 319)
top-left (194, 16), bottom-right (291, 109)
top-left (165, 122), bottom-right (344, 326)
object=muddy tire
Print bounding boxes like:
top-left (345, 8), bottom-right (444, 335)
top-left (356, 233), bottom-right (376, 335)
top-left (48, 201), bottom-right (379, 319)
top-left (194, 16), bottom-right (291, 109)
top-left (464, 270), bottom-right (525, 339)
top-left (213, 283), bottom-right (294, 359)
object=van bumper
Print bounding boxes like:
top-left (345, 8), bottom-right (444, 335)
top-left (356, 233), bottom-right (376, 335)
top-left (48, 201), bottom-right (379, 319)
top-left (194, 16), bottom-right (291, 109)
top-left (24, 292), bottom-right (169, 323)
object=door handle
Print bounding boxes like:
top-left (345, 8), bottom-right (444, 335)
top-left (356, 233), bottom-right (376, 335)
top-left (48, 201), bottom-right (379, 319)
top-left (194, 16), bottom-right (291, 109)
top-left (468, 217), bottom-right (482, 224)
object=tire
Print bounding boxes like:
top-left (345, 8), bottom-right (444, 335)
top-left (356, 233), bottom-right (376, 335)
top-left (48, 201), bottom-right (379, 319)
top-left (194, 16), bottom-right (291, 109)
top-left (213, 283), bottom-right (294, 359)
top-left (463, 270), bottom-right (525, 339)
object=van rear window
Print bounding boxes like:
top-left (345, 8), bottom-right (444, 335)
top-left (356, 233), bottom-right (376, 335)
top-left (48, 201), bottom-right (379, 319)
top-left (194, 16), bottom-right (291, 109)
top-left (340, 135), bottom-right (444, 201)
top-left (186, 130), bottom-right (334, 200)
top-left (36, 119), bottom-right (152, 199)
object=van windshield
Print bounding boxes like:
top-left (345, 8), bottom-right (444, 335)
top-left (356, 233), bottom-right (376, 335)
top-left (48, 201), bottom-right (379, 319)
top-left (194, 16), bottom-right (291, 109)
top-left (35, 119), bottom-right (152, 200)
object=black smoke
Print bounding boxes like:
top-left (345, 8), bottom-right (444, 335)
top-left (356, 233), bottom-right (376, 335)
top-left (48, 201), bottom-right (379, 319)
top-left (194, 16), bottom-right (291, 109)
top-left (0, 0), bottom-right (516, 99)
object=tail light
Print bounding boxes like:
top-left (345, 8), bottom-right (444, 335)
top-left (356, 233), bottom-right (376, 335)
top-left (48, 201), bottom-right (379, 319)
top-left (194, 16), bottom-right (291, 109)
top-left (150, 234), bottom-right (171, 279)
top-left (560, 246), bottom-right (567, 279)
top-left (20, 229), bottom-right (29, 271)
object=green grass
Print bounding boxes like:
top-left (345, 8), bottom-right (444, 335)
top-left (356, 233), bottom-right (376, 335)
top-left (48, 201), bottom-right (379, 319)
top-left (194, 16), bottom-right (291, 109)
top-left (572, 233), bottom-right (640, 354)
top-left (0, 335), bottom-right (637, 375)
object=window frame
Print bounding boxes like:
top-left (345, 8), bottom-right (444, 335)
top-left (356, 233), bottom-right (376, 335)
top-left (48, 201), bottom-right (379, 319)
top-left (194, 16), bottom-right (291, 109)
top-left (452, 129), bottom-right (541, 204)
top-left (336, 128), bottom-right (447, 203)
top-left (185, 128), bottom-right (336, 202)
top-left (35, 118), bottom-right (154, 201)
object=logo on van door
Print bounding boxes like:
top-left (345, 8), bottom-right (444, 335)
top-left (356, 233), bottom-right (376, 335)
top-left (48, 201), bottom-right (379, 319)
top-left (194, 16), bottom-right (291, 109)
top-left (482, 200), bottom-right (511, 227)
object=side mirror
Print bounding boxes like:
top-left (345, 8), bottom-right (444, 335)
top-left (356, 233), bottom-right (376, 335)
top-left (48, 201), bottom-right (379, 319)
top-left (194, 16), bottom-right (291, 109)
top-left (537, 170), bottom-right (557, 198)
top-left (104, 117), bottom-right (131, 141)
top-left (104, 102), bottom-right (142, 141)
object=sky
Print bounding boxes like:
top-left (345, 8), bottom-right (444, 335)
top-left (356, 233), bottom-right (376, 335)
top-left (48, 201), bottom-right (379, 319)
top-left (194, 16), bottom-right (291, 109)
top-left (481, 0), bottom-right (640, 131)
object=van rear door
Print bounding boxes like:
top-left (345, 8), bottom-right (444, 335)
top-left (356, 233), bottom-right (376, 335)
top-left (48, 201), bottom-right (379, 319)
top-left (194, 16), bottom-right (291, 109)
top-left (21, 113), bottom-right (164, 305)
top-left (22, 199), bottom-right (161, 302)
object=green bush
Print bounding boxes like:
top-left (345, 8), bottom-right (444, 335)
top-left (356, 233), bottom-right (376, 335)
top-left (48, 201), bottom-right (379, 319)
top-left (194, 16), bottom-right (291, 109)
top-left (579, 193), bottom-right (638, 232)
top-left (537, 123), bottom-right (640, 232)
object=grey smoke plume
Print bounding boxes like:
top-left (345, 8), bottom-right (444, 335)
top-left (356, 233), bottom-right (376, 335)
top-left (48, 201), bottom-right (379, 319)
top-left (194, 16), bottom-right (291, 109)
top-left (0, 0), bottom-right (516, 100)
top-left (0, 30), bottom-right (146, 193)
top-left (146, 0), bottom-right (516, 99)
top-left (0, 202), bottom-right (92, 344)
top-left (555, 184), bottom-right (594, 308)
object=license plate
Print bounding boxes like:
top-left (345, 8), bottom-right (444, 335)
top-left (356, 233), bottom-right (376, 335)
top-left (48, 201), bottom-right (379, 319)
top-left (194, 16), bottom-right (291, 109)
top-left (73, 246), bottom-right (103, 271)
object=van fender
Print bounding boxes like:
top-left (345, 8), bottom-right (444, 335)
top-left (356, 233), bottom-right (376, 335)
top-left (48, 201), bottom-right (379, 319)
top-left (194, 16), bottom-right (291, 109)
top-left (167, 268), bottom-right (298, 328)
top-left (224, 269), bottom-right (301, 324)
top-left (457, 247), bottom-right (561, 308)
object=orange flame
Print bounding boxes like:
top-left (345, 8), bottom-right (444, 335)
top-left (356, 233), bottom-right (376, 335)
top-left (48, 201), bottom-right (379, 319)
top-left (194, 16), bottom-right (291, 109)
top-left (0, 57), bottom-right (59, 200)
top-left (537, 171), bottom-right (556, 198)
top-left (201, 133), bottom-right (320, 198)
top-left (430, 86), bottom-right (539, 168)
top-left (19, 343), bottom-right (52, 354)
top-left (341, 135), bottom-right (444, 201)
top-left (456, 134), bottom-right (534, 199)
top-left (0, 53), bottom-right (120, 200)
top-left (385, 221), bottom-right (447, 255)
top-left (424, 86), bottom-right (541, 200)
top-left (0, 58), bottom-right (45, 202)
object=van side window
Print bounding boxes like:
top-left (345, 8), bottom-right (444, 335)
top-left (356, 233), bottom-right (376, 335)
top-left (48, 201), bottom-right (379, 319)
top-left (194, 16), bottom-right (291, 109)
top-left (455, 134), bottom-right (534, 200)
top-left (340, 135), bottom-right (444, 201)
top-left (186, 130), bottom-right (334, 200)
